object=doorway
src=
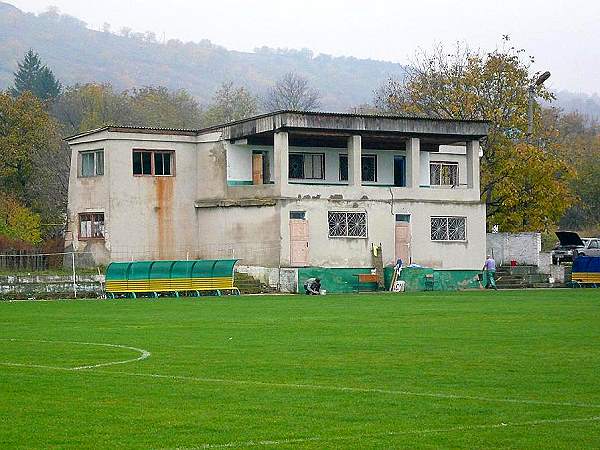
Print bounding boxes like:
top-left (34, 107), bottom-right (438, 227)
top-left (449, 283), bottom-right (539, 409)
top-left (394, 155), bottom-right (406, 187)
top-left (395, 214), bottom-right (411, 265)
top-left (252, 151), bottom-right (271, 185)
top-left (289, 211), bottom-right (309, 267)
top-left (252, 152), bottom-right (263, 184)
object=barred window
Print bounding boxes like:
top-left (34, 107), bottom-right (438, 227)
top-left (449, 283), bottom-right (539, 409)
top-left (328, 211), bottom-right (367, 238)
top-left (430, 162), bottom-right (458, 186)
top-left (338, 154), bottom-right (377, 182)
top-left (361, 155), bottom-right (377, 182)
top-left (430, 216), bottom-right (466, 241)
top-left (339, 154), bottom-right (348, 181)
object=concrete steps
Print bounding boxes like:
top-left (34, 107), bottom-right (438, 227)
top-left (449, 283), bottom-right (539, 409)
top-left (234, 272), bottom-right (276, 294)
top-left (495, 265), bottom-right (552, 289)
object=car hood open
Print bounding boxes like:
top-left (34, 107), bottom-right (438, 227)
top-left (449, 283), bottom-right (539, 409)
top-left (555, 231), bottom-right (585, 247)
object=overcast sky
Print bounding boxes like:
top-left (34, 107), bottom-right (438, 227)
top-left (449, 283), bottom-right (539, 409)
top-left (9, 0), bottom-right (600, 94)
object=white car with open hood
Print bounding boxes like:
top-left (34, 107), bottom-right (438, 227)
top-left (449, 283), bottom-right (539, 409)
top-left (552, 231), bottom-right (600, 264)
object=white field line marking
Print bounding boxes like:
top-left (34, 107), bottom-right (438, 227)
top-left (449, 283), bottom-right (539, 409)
top-left (0, 338), bottom-right (150, 370)
top-left (3, 362), bottom-right (599, 411)
top-left (92, 370), bottom-right (600, 410)
top-left (175, 415), bottom-right (600, 449)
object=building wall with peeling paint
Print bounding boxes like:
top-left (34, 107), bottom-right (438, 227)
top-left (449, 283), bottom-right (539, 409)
top-left (66, 133), bottom-right (483, 269)
top-left (278, 199), bottom-right (485, 269)
top-left (65, 112), bottom-right (488, 273)
top-left (66, 132), bottom-right (201, 264)
top-left (194, 206), bottom-right (281, 267)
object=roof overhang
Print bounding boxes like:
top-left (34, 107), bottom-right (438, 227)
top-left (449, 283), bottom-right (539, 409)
top-left (210, 111), bottom-right (489, 141)
top-left (64, 125), bottom-right (198, 142)
top-left (64, 111), bottom-right (490, 144)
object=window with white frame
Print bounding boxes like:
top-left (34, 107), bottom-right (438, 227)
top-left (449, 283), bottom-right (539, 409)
top-left (80, 150), bottom-right (104, 177)
top-left (79, 212), bottom-right (105, 239)
top-left (328, 211), bottom-right (368, 238)
top-left (430, 216), bottom-right (466, 241)
top-left (430, 162), bottom-right (458, 186)
top-left (289, 153), bottom-right (324, 180)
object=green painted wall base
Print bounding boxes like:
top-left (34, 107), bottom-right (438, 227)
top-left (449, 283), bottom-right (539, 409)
top-left (298, 268), bottom-right (377, 293)
top-left (298, 267), bottom-right (484, 293)
top-left (390, 267), bottom-right (483, 292)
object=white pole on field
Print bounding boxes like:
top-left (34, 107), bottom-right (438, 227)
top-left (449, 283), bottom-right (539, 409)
top-left (71, 252), bottom-right (77, 298)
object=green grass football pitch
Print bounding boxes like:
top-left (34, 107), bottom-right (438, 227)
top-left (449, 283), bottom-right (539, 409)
top-left (1, 290), bottom-right (599, 449)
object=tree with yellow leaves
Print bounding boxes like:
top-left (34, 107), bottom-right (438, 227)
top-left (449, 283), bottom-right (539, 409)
top-left (374, 38), bottom-right (573, 232)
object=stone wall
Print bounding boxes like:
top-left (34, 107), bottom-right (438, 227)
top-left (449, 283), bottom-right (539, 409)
top-left (486, 233), bottom-right (541, 266)
top-left (0, 275), bottom-right (104, 298)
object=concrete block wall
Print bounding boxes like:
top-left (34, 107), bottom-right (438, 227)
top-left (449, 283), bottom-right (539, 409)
top-left (0, 275), bottom-right (104, 298)
top-left (486, 233), bottom-right (541, 266)
top-left (538, 252), bottom-right (553, 275)
top-left (235, 265), bottom-right (298, 293)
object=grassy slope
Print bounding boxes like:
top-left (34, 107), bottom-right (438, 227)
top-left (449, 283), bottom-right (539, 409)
top-left (0, 290), bottom-right (599, 449)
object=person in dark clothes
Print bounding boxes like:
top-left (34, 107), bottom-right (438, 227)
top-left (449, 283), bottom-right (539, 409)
top-left (304, 277), bottom-right (321, 295)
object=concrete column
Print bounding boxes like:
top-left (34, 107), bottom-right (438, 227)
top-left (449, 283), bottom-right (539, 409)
top-left (466, 140), bottom-right (480, 191)
top-left (347, 135), bottom-right (362, 187)
top-left (274, 131), bottom-right (289, 186)
top-left (405, 137), bottom-right (420, 188)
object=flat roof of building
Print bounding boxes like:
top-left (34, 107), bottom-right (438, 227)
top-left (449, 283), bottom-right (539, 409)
top-left (65, 110), bottom-right (490, 142)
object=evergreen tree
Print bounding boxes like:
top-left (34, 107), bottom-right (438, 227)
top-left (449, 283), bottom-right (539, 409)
top-left (10, 50), bottom-right (61, 101)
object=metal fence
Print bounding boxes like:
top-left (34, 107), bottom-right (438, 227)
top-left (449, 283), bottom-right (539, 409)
top-left (0, 250), bottom-right (51, 271)
top-left (0, 251), bottom-right (97, 298)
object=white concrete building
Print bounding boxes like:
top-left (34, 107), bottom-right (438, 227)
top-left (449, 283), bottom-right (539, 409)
top-left (65, 111), bottom-right (488, 282)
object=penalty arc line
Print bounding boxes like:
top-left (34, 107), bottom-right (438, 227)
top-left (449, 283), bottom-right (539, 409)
top-left (0, 338), bottom-right (150, 370)
top-left (175, 415), bottom-right (600, 449)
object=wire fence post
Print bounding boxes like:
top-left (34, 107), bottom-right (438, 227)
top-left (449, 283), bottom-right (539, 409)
top-left (71, 252), bottom-right (77, 298)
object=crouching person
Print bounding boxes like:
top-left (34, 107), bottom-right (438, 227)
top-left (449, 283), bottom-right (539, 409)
top-left (304, 277), bottom-right (321, 295)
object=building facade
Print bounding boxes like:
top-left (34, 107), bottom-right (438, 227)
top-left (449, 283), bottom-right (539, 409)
top-left (65, 111), bottom-right (488, 284)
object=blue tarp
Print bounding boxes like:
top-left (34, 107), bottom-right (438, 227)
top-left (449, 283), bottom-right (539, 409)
top-left (573, 256), bottom-right (600, 273)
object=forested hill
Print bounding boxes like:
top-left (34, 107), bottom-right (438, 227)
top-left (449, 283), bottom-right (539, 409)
top-left (1, 2), bottom-right (599, 116)
top-left (0, 2), bottom-right (405, 111)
